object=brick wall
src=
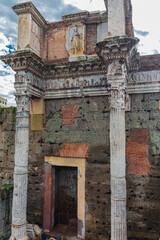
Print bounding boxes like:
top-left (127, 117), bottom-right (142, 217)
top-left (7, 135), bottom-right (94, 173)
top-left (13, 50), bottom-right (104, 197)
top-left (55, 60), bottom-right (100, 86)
top-left (42, 21), bottom-right (69, 62)
top-left (140, 54), bottom-right (160, 71)
top-left (86, 24), bottom-right (97, 55)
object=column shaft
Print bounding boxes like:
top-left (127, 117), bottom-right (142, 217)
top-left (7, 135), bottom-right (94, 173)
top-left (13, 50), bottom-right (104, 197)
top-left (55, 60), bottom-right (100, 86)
top-left (110, 108), bottom-right (127, 240)
top-left (11, 96), bottom-right (30, 240)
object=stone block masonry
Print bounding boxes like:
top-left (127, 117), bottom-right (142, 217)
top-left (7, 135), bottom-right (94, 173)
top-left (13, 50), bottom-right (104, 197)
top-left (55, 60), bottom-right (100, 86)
top-left (28, 96), bottom-right (111, 239)
top-left (126, 93), bottom-right (160, 240)
top-left (0, 184), bottom-right (13, 239)
top-left (0, 108), bottom-right (16, 186)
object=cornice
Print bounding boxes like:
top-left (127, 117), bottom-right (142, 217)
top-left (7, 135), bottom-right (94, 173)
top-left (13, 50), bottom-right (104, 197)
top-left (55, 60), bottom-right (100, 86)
top-left (95, 35), bottom-right (139, 71)
top-left (62, 10), bottom-right (108, 25)
top-left (12, 1), bottom-right (47, 28)
top-left (0, 50), bottom-right (45, 77)
top-left (45, 60), bottom-right (108, 79)
top-left (62, 11), bottom-right (89, 24)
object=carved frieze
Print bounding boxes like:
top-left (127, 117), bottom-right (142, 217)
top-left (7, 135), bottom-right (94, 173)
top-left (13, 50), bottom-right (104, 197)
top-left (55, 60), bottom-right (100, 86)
top-left (46, 75), bottom-right (107, 90)
top-left (128, 70), bottom-right (160, 84)
top-left (15, 72), bottom-right (45, 90)
top-left (127, 70), bottom-right (160, 94)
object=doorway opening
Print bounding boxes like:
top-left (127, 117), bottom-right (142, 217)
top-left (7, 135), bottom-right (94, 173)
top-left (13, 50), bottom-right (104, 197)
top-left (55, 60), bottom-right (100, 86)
top-left (53, 166), bottom-right (77, 236)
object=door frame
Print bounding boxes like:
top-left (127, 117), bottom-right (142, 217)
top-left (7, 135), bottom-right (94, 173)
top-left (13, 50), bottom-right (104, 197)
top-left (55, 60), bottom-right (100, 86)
top-left (43, 156), bottom-right (86, 240)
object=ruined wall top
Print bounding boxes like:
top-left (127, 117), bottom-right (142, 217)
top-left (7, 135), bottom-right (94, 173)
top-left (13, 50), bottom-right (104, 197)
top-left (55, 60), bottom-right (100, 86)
top-left (11, 0), bottom-right (134, 63)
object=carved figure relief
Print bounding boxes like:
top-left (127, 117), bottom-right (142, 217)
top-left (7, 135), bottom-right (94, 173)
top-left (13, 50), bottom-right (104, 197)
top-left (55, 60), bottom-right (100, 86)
top-left (71, 25), bottom-right (83, 55)
top-left (66, 23), bottom-right (86, 56)
top-left (18, 14), bottom-right (30, 49)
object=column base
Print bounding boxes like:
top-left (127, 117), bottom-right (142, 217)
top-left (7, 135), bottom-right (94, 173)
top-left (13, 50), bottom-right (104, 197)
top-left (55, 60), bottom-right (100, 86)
top-left (10, 236), bottom-right (28, 240)
top-left (10, 224), bottom-right (28, 240)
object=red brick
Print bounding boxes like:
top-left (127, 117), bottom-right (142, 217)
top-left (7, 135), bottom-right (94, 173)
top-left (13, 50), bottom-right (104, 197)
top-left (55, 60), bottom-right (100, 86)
top-left (126, 129), bottom-right (151, 176)
top-left (86, 24), bottom-right (97, 55)
top-left (60, 143), bottom-right (89, 158)
top-left (43, 163), bottom-right (54, 232)
top-left (43, 21), bottom-right (69, 62)
top-left (61, 105), bottom-right (80, 125)
top-left (140, 55), bottom-right (160, 71)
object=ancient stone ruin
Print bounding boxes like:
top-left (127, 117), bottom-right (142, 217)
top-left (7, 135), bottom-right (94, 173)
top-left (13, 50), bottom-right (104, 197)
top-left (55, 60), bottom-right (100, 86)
top-left (0, 0), bottom-right (160, 239)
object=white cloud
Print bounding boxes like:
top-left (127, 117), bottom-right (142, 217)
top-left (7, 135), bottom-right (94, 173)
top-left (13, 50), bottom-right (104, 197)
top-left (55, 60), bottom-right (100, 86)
top-left (64, 0), bottom-right (105, 11)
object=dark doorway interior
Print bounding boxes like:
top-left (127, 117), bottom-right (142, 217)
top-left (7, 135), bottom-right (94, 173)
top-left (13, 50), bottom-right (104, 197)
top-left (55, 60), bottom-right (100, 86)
top-left (52, 166), bottom-right (77, 237)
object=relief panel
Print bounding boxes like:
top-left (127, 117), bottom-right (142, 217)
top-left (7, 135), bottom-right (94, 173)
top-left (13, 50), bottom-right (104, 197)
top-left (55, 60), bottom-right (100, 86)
top-left (46, 75), bottom-right (107, 90)
top-left (66, 23), bottom-right (86, 58)
top-left (18, 14), bottom-right (31, 49)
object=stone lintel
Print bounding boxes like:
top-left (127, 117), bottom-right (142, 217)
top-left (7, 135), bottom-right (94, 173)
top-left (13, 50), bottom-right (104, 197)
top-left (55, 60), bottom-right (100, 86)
top-left (62, 11), bottom-right (89, 24)
top-left (0, 50), bottom-right (45, 77)
top-left (12, 1), bottom-right (47, 28)
top-left (85, 11), bottom-right (108, 24)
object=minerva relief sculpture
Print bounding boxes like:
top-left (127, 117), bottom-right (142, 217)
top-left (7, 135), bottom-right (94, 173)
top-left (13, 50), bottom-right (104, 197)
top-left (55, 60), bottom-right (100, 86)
top-left (70, 25), bottom-right (83, 55)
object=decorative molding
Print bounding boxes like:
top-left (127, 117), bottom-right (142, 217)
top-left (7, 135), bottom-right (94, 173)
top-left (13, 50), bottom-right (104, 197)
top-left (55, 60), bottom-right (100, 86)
top-left (45, 87), bottom-right (109, 99)
top-left (45, 60), bottom-right (108, 79)
top-left (0, 50), bottom-right (45, 77)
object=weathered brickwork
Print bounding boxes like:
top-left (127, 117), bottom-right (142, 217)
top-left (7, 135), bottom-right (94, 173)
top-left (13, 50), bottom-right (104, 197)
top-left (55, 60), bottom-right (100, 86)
top-left (43, 21), bottom-right (69, 62)
top-left (140, 54), bottom-right (160, 71)
top-left (127, 129), bottom-right (151, 176)
top-left (61, 105), bottom-right (80, 125)
top-left (60, 143), bottom-right (89, 158)
top-left (86, 24), bottom-right (97, 55)
top-left (126, 93), bottom-right (160, 240)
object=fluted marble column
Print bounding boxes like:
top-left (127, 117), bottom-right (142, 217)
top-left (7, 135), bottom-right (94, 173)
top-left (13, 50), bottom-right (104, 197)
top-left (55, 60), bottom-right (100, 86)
top-left (11, 94), bottom-right (30, 240)
top-left (108, 62), bottom-right (127, 239)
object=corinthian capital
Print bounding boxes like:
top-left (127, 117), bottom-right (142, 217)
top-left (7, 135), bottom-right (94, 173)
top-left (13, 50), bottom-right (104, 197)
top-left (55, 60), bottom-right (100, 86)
top-left (110, 87), bottom-right (125, 110)
top-left (15, 94), bottom-right (31, 113)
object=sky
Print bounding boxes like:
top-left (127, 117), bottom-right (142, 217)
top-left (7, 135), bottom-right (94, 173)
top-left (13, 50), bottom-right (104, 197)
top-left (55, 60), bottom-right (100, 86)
top-left (0, 0), bottom-right (160, 106)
